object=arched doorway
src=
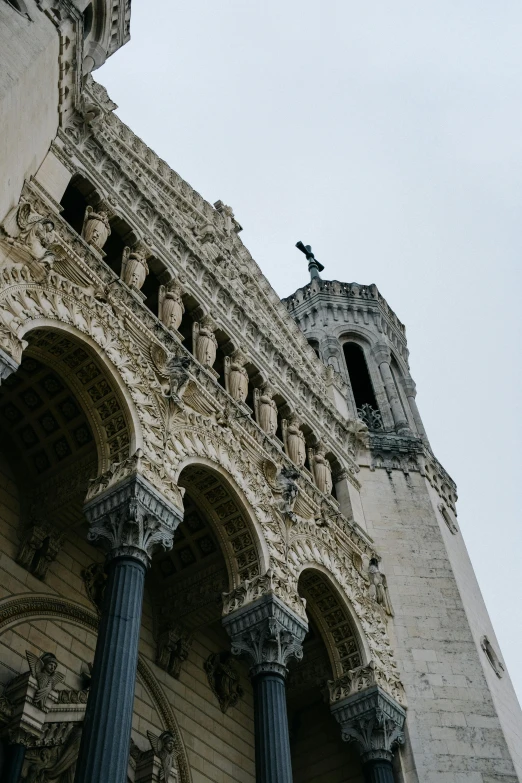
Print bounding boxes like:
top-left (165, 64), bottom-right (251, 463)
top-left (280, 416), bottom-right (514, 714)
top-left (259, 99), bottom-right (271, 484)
top-left (287, 568), bottom-right (365, 783)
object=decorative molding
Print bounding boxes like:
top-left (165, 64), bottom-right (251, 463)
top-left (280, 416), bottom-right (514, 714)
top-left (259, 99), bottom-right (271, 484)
top-left (222, 569), bottom-right (307, 622)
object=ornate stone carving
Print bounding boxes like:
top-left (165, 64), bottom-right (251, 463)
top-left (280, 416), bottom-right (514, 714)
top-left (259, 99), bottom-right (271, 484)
top-left (81, 562), bottom-right (108, 612)
top-left (253, 380), bottom-right (278, 436)
top-left (84, 468), bottom-right (183, 566)
top-left (222, 569), bottom-right (307, 622)
top-left (159, 281), bottom-right (184, 332)
top-left (156, 625), bottom-right (192, 679)
top-left (25, 652), bottom-right (64, 710)
top-left (282, 412), bottom-right (306, 467)
top-left (368, 559), bottom-right (393, 616)
top-left (1, 201), bottom-right (57, 266)
top-left (223, 594), bottom-right (307, 678)
top-left (224, 348), bottom-right (249, 403)
top-left (309, 442), bottom-right (333, 495)
top-left (145, 730), bottom-right (178, 783)
top-left (330, 684), bottom-right (406, 764)
top-left (122, 243), bottom-right (150, 291)
top-left (0, 345), bottom-right (19, 384)
top-left (16, 524), bottom-right (61, 580)
top-left (81, 205), bottom-right (111, 250)
top-left (193, 314), bottom-right (218, 369)
top-left (263, 461), bottom-right (300, 521)
top-left (23, 724), bottom-right (82, 782)
top-left (204, 651), bottom-right (244, 713)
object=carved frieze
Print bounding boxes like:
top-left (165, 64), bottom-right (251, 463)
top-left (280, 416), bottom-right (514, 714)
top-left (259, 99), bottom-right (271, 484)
top-left (17, 523), bottom-right (61, 580)
top-left (156, 625), bottom-right (192, 679)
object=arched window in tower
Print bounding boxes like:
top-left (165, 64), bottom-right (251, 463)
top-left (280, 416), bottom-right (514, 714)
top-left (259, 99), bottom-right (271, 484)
top-left (307, 338), bottom-right (320, 359)
top-left (342, 342), bottom-right (382, 430)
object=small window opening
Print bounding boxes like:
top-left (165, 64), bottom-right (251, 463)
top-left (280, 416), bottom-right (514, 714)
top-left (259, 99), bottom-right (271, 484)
top-left (82, 3), bottom-right (93, 39)
top-left (343, 342), bottom-right (378, 410)
top-left (60, 175), bottom-right (96, 235)
top-left (307, 339), bottom-right (320, 359)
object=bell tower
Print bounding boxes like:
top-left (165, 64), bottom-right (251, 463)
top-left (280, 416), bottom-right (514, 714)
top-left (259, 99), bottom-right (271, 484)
top-left (284, 243), bottom-right (428, 442)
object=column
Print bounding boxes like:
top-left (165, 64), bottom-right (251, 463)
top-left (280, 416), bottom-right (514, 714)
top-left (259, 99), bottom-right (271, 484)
top-left (400, 376), bottom-right (430, 445)
top-left (330, 682), bottom-right (406, 783)
top-left (223, 593), bottom-right (307, 783)
top-left (74, 468), bottom-right (183, 783)
top-left (372, 344), bottom-right (410, 435)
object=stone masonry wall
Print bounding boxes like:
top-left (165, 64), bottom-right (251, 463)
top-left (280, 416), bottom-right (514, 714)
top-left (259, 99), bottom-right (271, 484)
top-left (361, 465), bottom-right (519, 783)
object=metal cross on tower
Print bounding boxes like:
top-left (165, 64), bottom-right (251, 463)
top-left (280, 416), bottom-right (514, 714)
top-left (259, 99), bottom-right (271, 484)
top-left (296, 241), bottom-right (325, 280)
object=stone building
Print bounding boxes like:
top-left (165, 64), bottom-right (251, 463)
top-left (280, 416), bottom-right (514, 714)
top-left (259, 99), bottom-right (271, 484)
top-left (0, 2), bottom-right (520, 782)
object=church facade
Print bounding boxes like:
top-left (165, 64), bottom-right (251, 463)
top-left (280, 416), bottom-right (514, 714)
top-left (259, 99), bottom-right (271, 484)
top-left (0, 2), bottom-right (521, 782)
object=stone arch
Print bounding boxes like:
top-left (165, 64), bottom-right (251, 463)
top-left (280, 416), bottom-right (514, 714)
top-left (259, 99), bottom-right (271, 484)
top-left (298, 564), bottom-right (368, 679)
top-left (0, 593), bottom-right (192, 783)
top-left (17, 321), bottom-right (140, 473)
top-left (0, 274), bottom-right (165, 463)
top-left (287, 526), bottom-right (403, 698)
top-left (176, 456), bottom-right (271, 589)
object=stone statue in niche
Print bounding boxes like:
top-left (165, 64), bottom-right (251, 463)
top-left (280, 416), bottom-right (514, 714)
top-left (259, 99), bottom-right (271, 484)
top-left (193, 314), bottom-right (218, 369)
top-left (282, 412), bottom-right (306, 467)
top-left (224, 348), bottom-right (249, 403)
top-left (204, 651), bottom-right (243, 713)
top-left (158, 281), bottom-right (184, 331)
top-left (81, 205), bottom-right (111, 250)
top-left (147, 731), bottom-right (177, 783)
top-left (121, 244), bottom-right (149, 291)
top-left (253, 380), bottom-right (278, 436)
top-left (309, 441), bottom-right (333, 495)
top-left (368, 558), bottom-right (393, 616)
top-left (25, 651), bottom-right (64, 709)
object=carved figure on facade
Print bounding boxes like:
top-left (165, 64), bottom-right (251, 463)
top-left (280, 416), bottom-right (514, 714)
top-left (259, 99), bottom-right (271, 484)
top-left (368, 558), bottom-right (394, 616)
top-left (224, 348), bottom-right (249, 404)
top-left (147, 730), bottom-right (178, 783)
top-left (253, 380), bottom-right (278, 436)
top-left (122, 244), bottom-right (150, 291)
top-left (282, 412), bottom-right (306, 467)
top-left (26, 652), bottom-right (64, 710)
top-left (262, 461), bottom-right (300, 522)
top-left (2, 201), bottom-right (57, 267)
top-left (81, 205), bottom-right (111, 250)
top-left (193, 314), bottom-right (218, 369)
top-left (309, 441), bottom-right (333, 495)
top-left (17, 523), bottom-right (61, 580)
top-left (204, 651), bottom-right (244, 713)
top-left (159, 281), bottom-right (184, 332)
top-left (81, 562), bottom-right (107, 612)
top-left (22, 724), bottom-right (82, 782)
top-left (156, 624), bottom-right (192, 679)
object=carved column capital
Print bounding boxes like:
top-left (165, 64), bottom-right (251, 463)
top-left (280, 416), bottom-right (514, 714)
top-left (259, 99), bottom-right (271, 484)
top-left (84, 473), bottom-right (183, 567)
top-left (371, 342), bottom-right (391, 367)
top-left (330, 684), bottom-right (406, 764)
top-left (223, 594), bottom-right (307, 678)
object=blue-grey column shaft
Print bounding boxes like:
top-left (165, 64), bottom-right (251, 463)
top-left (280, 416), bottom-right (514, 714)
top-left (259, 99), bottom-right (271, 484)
top-left (253, 671), bottom-right (292, 783)
top-left (4, 743), bottom-right (25, 783)
top-left (74, 555), bottom-right (146, 783)
top-left (362, 758), bottom-right (395, 783)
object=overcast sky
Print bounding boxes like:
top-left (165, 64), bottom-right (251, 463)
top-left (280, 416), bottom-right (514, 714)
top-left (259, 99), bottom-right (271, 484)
top-left (98, 1), bottom-right (522, 701)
